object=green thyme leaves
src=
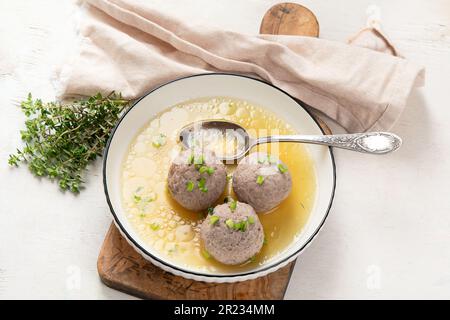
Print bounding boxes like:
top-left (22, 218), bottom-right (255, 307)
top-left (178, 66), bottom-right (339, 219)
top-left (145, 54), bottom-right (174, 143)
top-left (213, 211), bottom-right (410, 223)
top-left (8, 92), bottom-right (130, 193)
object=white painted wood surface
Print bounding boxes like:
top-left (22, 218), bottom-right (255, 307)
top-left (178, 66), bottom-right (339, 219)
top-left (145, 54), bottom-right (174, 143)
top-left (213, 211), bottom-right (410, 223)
top-left (0, 0), bottom-right (449, 299)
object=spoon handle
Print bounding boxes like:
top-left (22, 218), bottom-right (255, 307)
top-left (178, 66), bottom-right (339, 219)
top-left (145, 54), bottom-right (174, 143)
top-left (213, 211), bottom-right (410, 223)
top-left (253, 132), bottom-right (402, 154)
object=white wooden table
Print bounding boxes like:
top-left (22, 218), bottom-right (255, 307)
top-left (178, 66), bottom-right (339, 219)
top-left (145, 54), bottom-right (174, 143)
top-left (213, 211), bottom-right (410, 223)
top-left (1, 0), bottom-right (449, 299)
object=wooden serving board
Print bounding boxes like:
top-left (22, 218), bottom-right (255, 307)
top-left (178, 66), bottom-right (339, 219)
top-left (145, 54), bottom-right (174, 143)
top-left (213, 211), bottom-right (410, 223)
top-left (97, 3), bottom-right (324, 300)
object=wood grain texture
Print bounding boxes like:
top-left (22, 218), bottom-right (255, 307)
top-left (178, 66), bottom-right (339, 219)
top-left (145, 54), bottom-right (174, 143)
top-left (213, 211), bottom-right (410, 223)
top-left (260, 2), bottom-right (319, 37)
top-left (97, 116), bottom-right (331, 300)
top-left (98, 224), bottom-right (295, 300)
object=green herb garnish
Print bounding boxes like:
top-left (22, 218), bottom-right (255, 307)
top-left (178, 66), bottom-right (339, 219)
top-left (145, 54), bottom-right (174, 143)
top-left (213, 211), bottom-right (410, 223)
top-left (198, 165), bottom-right (214, 175)
top-left (198, 177), bottom-right (208, 193)
top-left (207, 207), bottom-right (214, 215)
top-left (151, 133), bottom-right (166, 148)
top-left (256, 175), bottom-right (265, 185)
top-left (201, 249), bottom-right (211, 259)
top-left (267, 154), bottom-right (277, 164)
top-left (225, 219), bottom-right (234, 229)
top-left (186, 180), bottom-right (194, 192)
top-left (134, 193), bottom-right (156, 203)
top-left (248, 216), bottom-right (255, 224)
top-left (210, 215), bottom-right (219, 225)
top-left (194, 154), bottom-right (204, 165)
top-left (277, 163), bottom-right (288, 173)
top-left (257, 157), bottom-right (266, 164)
top-left (228, 199), bottom-right (237, 212)
top-left (234, 220), bottom-right (247, 232)
top-left (7, 92), bottom-right (130, 193)
top-left (232, 220), bottom-right (248, 232)
top-left (150, 223), bottom-right (160, 231)
top-left (187, 153), bottom-right (195, 164)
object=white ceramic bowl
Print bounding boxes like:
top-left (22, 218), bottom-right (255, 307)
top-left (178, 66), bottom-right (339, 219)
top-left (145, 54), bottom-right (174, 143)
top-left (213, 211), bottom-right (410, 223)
top-left (103, 73), bottom-right (336, 283)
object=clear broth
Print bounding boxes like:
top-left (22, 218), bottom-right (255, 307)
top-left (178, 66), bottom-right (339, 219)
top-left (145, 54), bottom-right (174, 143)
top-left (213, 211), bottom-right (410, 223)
top-left (121, 97), bottom-right (316, 273)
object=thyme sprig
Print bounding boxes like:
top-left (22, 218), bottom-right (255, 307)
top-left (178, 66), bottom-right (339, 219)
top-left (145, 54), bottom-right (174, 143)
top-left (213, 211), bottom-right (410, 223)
top-left (8, 92), bottom-right (130, 193)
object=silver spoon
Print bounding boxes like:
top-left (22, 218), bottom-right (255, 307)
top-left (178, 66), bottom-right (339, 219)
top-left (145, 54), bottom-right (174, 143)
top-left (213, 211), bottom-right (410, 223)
top-left (178, 120), bottom-right (402, 161)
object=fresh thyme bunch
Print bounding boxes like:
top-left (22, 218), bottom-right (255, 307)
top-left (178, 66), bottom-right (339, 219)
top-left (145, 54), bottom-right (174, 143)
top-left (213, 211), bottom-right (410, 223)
top-left (8, 92), bottom-right (130, 193)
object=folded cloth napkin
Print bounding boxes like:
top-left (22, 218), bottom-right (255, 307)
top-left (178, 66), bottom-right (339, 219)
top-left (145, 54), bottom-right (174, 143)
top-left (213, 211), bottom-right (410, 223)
top-left (55, 0), bottom-right (425, 132)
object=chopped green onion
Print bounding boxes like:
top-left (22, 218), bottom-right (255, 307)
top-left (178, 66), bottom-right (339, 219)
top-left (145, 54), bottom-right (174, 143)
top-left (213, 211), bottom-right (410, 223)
top-left (187, 153), bottom-right (194, 164)
top-left (210, 215), bottom-right (219, 225)
top-left (201, 249), bottom-right (211, 259)
top-left (207, 207), bottom-right (214, 215)
top-left (150, 223), bottom-right (160, 231)
top-left (248, 216), bottom-right (255, 224)
top-left (267, 154), bottom-right (277, 164)
top-left (194, 154), bottom-right (204, 165)
top-left (198, 177), bottom-right (208, 193)
top-left (145, 192), bottom-right (157, 202)
top-left (199, 165), bottom-right (214, 175)
top-left (257, 157), bottom-right (266, 164)
top-left (236, 221), bottom-right (247, 232)
top-left (225, 219), bottom-right (234, 229)
top-left (152, 133), bottom-right (166, 148)
top-left (228, 199), bottom-right (237, 212)
top-left (278, 163), bottom-right (288, 174)
top-left (133, 194), bottom-right (142, 202)
top-left (139, 213), bottom-right (146, 218)
top-left (256, 175), bottom-right (265, 185)
top-left (228, 220), bottom-right (247, 232)
top-left (186, 181), bottom-right (194, 192)
top-left (249, 255), bottom-right (256, 262)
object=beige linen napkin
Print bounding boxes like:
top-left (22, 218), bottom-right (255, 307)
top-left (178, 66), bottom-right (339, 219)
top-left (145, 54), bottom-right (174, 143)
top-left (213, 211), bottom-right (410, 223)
top-left (55, 0), bottom-right (424, 132)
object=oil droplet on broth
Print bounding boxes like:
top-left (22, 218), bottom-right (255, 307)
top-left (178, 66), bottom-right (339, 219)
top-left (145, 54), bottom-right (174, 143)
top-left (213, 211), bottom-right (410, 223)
top-left (121, 97), bottom-right (316, 273)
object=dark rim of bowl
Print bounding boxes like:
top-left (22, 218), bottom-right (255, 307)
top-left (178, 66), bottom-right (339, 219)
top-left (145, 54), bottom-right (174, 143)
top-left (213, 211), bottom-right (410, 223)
top-left (103, 73), bottom-right (336, 279)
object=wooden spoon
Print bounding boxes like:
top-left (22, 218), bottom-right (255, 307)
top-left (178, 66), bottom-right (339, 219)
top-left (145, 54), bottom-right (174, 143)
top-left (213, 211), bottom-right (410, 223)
top-left (260, 2), bottom-right (319, 37)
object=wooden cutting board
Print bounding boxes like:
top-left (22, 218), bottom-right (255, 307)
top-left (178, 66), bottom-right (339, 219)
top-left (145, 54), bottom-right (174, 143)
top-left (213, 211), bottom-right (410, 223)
top-left (97, 3), bottom-right (323, 300)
